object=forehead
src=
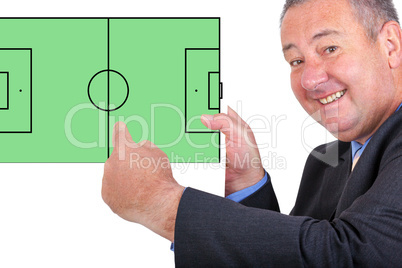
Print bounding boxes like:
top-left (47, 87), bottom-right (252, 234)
top-left (281, 0), bottom-right (363, 47)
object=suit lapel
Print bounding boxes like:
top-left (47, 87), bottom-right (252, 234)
top-left (335, 108), bottom-right (402, 217)
top-left (325, 144), bottom-right (350, 220)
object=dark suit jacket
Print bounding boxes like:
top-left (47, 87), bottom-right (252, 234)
top-left (174, 109), bottom-right (402, 267)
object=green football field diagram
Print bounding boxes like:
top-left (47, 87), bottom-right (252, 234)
top-left (0, 18), bottom-right (222, 163)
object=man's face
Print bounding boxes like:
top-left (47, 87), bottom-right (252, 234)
top-left (281, 0), bottom-right (399, 143)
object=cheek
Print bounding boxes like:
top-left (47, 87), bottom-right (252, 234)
top-left (329, 55), bottom-right (360, 83)
top-left (331, 52), bottom-right (385, 95)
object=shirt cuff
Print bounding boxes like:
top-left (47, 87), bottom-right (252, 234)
top-left (226, 172), bottom-right (268, 203)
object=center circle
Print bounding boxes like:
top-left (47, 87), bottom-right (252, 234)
top-left (87, 69), bottom-right (129, 112)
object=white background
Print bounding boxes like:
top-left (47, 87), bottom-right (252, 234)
top-left (1, 1), bottom-right (401, 267)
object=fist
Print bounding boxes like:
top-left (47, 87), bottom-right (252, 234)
top-left (201, 107), bottom-right (265, 196)
top-left (101, 122), bottom-right (184, 241)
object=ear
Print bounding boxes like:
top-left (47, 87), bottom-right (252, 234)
top-left (379, 21), bottom-right (402, 69)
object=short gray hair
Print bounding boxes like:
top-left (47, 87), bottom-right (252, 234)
top-left (280, 0), bottom-right (400, 41)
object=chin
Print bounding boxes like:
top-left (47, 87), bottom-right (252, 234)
top-left (328, 125), bottom-right (364, 142)
top-left (334, 134), bottom-right (354, 142)
top-left (322, 120), bottom-right (358, 142)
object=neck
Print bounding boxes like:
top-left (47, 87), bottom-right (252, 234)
top-left (355, 94), bottom-right (402, 144)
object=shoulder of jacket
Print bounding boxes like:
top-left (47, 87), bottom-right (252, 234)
top-left (307, 140), bottom-right (350, 168)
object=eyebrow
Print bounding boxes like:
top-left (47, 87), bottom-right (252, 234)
top-left (282, 29), bottom-right (342, 53)
top-left (312, 29), bottom-right (341, 41)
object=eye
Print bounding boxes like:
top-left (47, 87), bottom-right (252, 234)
top-left (325, 46), bottom-right (338, 54)
top-left (290, 59), bottom-right (303, 67)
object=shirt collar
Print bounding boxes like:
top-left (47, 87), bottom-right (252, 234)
top-left (351, 139), bottom-right (370, 159)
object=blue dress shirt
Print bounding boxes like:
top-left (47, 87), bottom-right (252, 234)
top-left (226, 174), bottom-right (268, 202)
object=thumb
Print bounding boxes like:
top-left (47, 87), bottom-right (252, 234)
top-left (201, 106), bottom-right (246, 132)
top-left (200, 112), bottom-right (239, 139)
top-left (200, 113), bottom-right (229, 131)
top-left (112, 122), bottom-right (134, 148)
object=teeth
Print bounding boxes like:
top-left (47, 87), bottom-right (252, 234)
top-left (319, 90), bottom-right (346, 105)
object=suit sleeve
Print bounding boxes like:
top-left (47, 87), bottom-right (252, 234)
top-left (174, 155), bottom-right (402, 267)
top-left (239, 171), bottom-right (280, 212)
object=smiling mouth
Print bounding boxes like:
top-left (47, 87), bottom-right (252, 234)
top-left (319, 89), bottom-right (346, 105)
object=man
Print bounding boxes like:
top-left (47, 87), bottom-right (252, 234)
top-left (102, 0), bottom-right (402, 266)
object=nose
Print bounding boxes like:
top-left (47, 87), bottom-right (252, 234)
top-left (301, 60), bottom-right (328, 91)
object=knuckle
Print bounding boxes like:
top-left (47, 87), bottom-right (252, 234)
top-left (215, 113), bottom-right (229, 121)
top-left (110, 204), bottom-right (121, 215)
